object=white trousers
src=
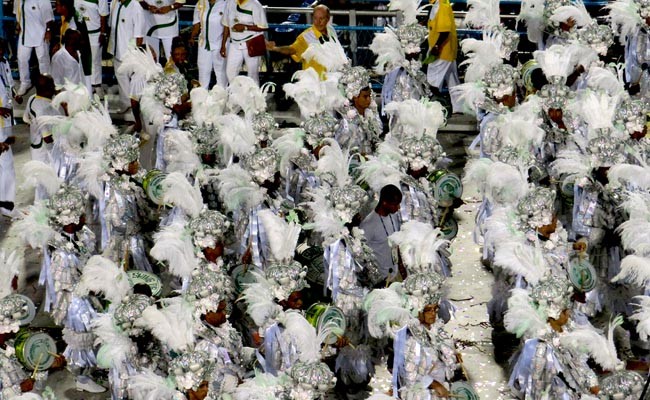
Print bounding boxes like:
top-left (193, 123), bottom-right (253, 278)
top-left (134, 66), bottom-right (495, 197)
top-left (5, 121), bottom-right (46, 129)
top-left (112, 58), bottom-right (131, 111)
top-left (225, 44), bottom-right (260, 85)
top-left (427, 60), bottom-right (461, 113)
top-left (146, 37), bottom-right (173, 61)
top-left (17, 42), bottom-right (51, 86)
top-left (89, 33), bottom-right (103, 85)
top-left (198, 46), bottom-right (227, 88)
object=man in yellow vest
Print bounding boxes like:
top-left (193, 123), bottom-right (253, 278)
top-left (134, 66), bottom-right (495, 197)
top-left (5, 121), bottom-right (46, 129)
top-left (426, 0), bottom-right (460, 111)
top-left (266, 4), bottom-right (337, 77)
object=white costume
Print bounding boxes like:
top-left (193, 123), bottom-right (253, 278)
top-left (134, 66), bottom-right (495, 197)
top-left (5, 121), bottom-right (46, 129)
top-left (194, 0), bottom-right (228, 88)
top-left (14, 0), bottom-right (53, 92)
top-left (51, 47), bottom-right (85, 89)
top-left (108, 0), bottom-right (146, 111)
top-left (23, 95), bottom-right (61, 191)
top-left (143, 0), bottom-right (183, 59)
top-left (0, 70), bottom-right (14, 213)
top-left (75, 0), bottom-right (110, 86)
top-left (222, 0), bottom-right (267, 85)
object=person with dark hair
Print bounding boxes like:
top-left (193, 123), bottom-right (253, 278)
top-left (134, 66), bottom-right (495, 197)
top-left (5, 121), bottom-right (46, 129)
top-left (360, 184), bottom-right (403, 283)
top-left (74, 0), bottom-right (110, 98)
top-left (51, 29), bottom-right (85, 89)
top-left (0, 37), bottom-right (15, 217)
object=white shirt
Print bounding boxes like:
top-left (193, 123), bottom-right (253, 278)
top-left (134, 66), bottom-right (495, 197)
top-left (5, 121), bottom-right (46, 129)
top-left (14, 0), bottom-right (54, 47)
top-left (75, 0), bottom-right (109, 33)
top-left (143, 0), bottom-right (183, 38)
top-left (222, 0), bottom-right (267, 47)
top-left (360, 210), bottom-right (401, 279)
top-left (108, 0), bottom-right (146, 60)
top-left (193, 0), bottom-right (226, 50)
top-left (51, 47), bottom-right (84, 89)
top-left (24, 95), bottom-right (61, 161)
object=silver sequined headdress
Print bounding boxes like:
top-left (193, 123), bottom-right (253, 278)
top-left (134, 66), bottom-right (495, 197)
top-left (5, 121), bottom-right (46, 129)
top-left (0, 294), bottom-right (35, 333)
top-left (403, 272), bottom-right (445, 315)
top-left (338, 66), bottom-right (372, 100)
top-left (241, 147), bottom-right (279, 185)
top-left (49, 184), bottom-right (86, 227)
top-left (191, 124), bottom-right (220, 156)
top-left (530, 274), bottom-right (573, 319)
top-left (104, 134), bottom-right (140, 171)
top-left (517, 186), bottom-right (557, 228)
top-left (187, 209), bottom-right (231, 250)
top-left (187, 267), bottom-right (235, 316)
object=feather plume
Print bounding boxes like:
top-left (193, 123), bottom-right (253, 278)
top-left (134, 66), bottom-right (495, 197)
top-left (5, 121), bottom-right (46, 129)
top-left (550, 0), bottom-right (593, 27)
top-left (631, 295), bottom-right (650, 341)
top-left (240, 272), bottom-right (283, 327)
top-left (388, 0), bottom-right (425, 25)
top-left (369, 28), bottom-right (406, 75)
top-left (569, 90), bottom-right (621, 135)
top-left (20, 161), bottom-right (62, 196)
top-left (77, 151), bottom-right (107, 199)
top-left (605, 0), bottom-right (642, 44)
top-left (586, 66), bottom-right (626, 96)
top-left (559, 316), bottom-right (623, 371)
top-left (257, 209), bottom-right (301, 263)
top-left (227, 76), bottom-right (268, 117)
top-left (460, 36), bottom-right (505, 82)
top-left (504, 288), bottom-right (548, 338)
top-left (279, 311), bottom-right (320, 362)
top-left (232, 371), bottom-right (291, 400)
top-left (384, 99), bottom-right (446, 139)
top-left (388, 221), bottom-right (449, 275)
top-left (363, 285), bottom-right (412, 338)
top-left (216, 165), bottom-right (266, 212)
top-left (568, 42), bottom-right (599, 69)
top-left (356, 155), bottom-right (402, 192)
top-left (463, 158), bottom-right (493, 191)
top-left (493, 240), bottom-right (548, 285)
top-left (283, 68), bottom-right (345, 118)
top-left (215, 114), bottom-right (256, 160)
top-left (533, 44), bottom-right (576, 81)
top-left (449, 82), bottom-right (486, 115)
top-left (161, 172), bottom-right (203, 218)
top-left (302, 39), bottom-right (349, 73)
top-left (608, 164), bottom-right (650, 191)
top-left (92, 313), bottom-right (135, 368)
top-left (616, 221), bottom-right (650, 256)
top-left (517, 0), bottom-right (545, 44)
top-left (303, 186), bottom-right (347, 243)
top-left (611, 255), bottom-right (650, 286)
top-left (464, 0), bottom-right (501, 28)
top-left (76, 256), bottom-right (130, 303)
top-left (190, 85), bottom-right (228, 126)
top-left (162, 129), bottom-right (201, 175)
top-left (620, 191), bottom-right (650, 220)
top-left (116, 46), bottom-right (163, 82)
top-left (9, 204), bottom-right (56, 249)
top-left (140, 86), bottom-right (172, 133)
top-left (485, 162), bottom-right (528, 205)
top-left (271, 128), bottom-right (306, 177)
top-left (71, 108), bottom-right (117, 152)
top-left (550, 149), bottom-right (591, 183)
top-left (316, 139), bottom-right (352, 187)
top-left (150, 220), bottom-right (199, 279)
top-left (52, 82), bottom-right (91, 115)
top-left (135, 297), bottom-right (196, 352)
top-left (0, 250), bottom-right (22, 299)
top-left (128, 368), bottom-right (180, 400)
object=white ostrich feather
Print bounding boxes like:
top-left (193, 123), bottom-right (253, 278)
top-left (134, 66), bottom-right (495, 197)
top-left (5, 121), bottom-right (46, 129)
top-left (388, 0), bottom-right (425, 25)
top-left (227, 75), bottom-right (269, 117)
top-left (77, 151), bottom-right (107, 199)
top-left (283, 68), bottom-right (345, 118)
top-left (460, 36), bottom-right (505, 82)
top-left (616, 220), bottom-right (650, 255)
top-left (257, 209), bottom-right (301, 263)
top-left (369, 28), bottom-right (406, 75)
top-left (612, 255), bottom-right (650, 286)
top-left (279, 311), bottom-right (320, 362)
top-left (129, 368), bottom-right (180, 400)
top-left (449, 82), bottom-right (486, 115)
top-left (496, 111), bottom-right (545, 149)
top-left (533, 44), bottom-right (576, 81)
top-left (35, 115), bottom-right (85, 156)
top-left (316, 139), bottom-right (352, 187)
top-left (232, 372), bottom-right (290, 400)
top-left (240, 272), bottom-right (283, 327)
top-left (605, 0), bottom-right (642, 44)
top-left (116, 46), bottom-right (163, 82)
top-left (464, 0), bottom-right (501, 29)
top-left (504, 288), bottom-right (548, 338)
top-left (162, 129), bottom-right (201, 175)
top-left (493, 240), bottom-right (547, 285)
top-left (10, 204), bottom-right (56, 249)
top-left (140, 85), bottom-right (171, 133)
top-left (304, 186), bottom-right (347, 243)
top-left (160, 172), bottom-right (203, 218)
top-left (356, 155), bottom-right (402, 192)
top-left (216, 165), bottom-right (266, 212)
top-left (550, 0), bottom-right (593, 27)
top-left (485, 162), bottom-right (528, 205)
top-left (586, 66), bottom-right (626, 96)
top-left (20, 161), bottom-right (62, 196)
top-left (92, 313), bottom-right (135, 368)
top-left (190, 86), bottom-right (228, 126)
top-left (215, 114), bottom-right (256, 160)
top-left (620, 191), bottom-right (650, 220)
top-left (607, 164), bottom-right (650, 190)
top-left (560, 315), bottom-right (623, 371)
top-left (550, 149), bottom-right (591, 183)
top-left (135, 297), bottom-right (196, 352)
top-left (364, 285), bottom-right (412, 338)
top-left (389, 221), bottom-right (448, 274)
top-left (0, 250), bottom-right (23, 299)
top-left (518, 0), bottom-right (545, 44)
top-left (76, 255), bottom-right (130, 303)
top-left (150, 220), bottom-right (198, 280)
top-left (463, 158), bottom-right (494, 192)
top-left (384, 99), bottom-right (446, 139)
top-left (302, 40), bottom-right (349, 73)
top-left (568, 42), bottom-right (599, 69)
top-left (52, 81), bottom-right (91, 115)
top-left (272, 128), bottom-right (306, 177)
top-left (483, 206), bottom-right (523, 253)
top-left (71, 107), bottom-right (117, 152)
top-left (569, 90), bottom-right (619, 133)
top-left (631, 295), bottom-right (650, 341)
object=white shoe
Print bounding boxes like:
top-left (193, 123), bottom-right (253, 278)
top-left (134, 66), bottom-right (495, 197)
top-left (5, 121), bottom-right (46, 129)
top-left (16, 83), bottom-right (32, 97)
top-left (75, 377), bottom-right (106, 393)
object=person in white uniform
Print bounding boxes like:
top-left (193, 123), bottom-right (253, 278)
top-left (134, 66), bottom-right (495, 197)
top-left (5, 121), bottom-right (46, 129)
top-left (220, 0), bottom-right (267, 85)
top-left (190, 0), bottom-right (228, 88)
top-left (51, 29), bottom-right (85, 89)
top-left (141, 0), bottom-right (184, 60)
top-left (0, 54), bottom-right (15, 216)
top-left (75, 0), bottom-right (109, 97)
top-left (108, 0), bottom-right (146, 113)
top-left (13, 0), bottom-right (54, 97)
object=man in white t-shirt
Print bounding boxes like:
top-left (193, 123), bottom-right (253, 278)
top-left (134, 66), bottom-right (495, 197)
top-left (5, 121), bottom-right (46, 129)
top-left (75, 0), bottom-right (109, 97)
top-left (14, 0), bottom-right (54, 96)
top-left (220, 0), bottom-right (267, 85)
top-left (140, 0), bottom-right (184, 60)
top-left (190, 0), bottom-right (227, 88)
top-left (51, 29), bottom-right (85, 89)
top-left (108, 0), bottom-right (146, 112)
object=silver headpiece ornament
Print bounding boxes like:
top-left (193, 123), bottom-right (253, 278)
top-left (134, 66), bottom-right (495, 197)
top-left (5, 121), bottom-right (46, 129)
top-left (289, 361), bottom-right (337, 397)
top-left (530, 274), bottom-right (573, 320)
top-left (303, 114), bottom-right (339, 148)
top-left (265, 261), bottom-right (309, 301)
top-left (169, 350), bottom-right (213, 391)
top-left (104, 134), bottom-right (140, 170)
top-left (0, 294), bottom-right (35, 333)
top-left (241, 147), bottom-right (279, 184)
top-left (615, 99), bottom-right (647, 135)
top-left (49, 185), bottom-right (86, 226)
top-left (188, 268), bottom-right (235, 316)
top-left (403, 272), bottom-right (445, 315)
top-left (252, 112), bottom-right (278, 142)
top-left (401, 136), bottom-right (444, 171)
top-left (517, 186), bottom-right (556, 228)
top-left (395, 24), bottom-right (429, 54)
top-left (191, 124), bottom-right (219, 156)
top-left (484, 64), bottom-right (519, 99)
top-left (188, 209), bottom-right (231, 249)
top-left (339, 66), bottom-right (372, 100)
top-left (113, 294), bottom-right (153, 336)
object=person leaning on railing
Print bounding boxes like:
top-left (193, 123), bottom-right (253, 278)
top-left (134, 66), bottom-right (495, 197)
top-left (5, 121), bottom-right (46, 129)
top-left (265, 4), bottom-right (337, 77)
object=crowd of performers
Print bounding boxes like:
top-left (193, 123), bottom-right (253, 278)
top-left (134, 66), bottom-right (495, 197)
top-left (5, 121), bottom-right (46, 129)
top-left (1, 0), bottom-right (650, 398)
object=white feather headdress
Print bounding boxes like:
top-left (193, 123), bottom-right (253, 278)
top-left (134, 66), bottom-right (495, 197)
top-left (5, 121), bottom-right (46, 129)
top-left (76, 255), bottom-right (131, 303)
top-left (129, 368), bottom-right (181, 400)
top-left (586, 65), bottom-right (627, 97)
top-left (283, 68), bottom-right (345, 119)
top-left (278, 311), bottom-right (320, 363)
top-left (0, 250), bottom-right (22, 299)
top-left (315, 139), bottom-right (353, 187)
top-left (607, 163), bottom-right (650, 191)
top-left (611, 255), bottom-right (650, 286)
top-left (460, 35), bottom-right (508, 82)
top-left (568, 90), bottom-right (620, 133)
top-left (369, 28), bottom-right (406, 75)
top-left (363, 284), bottom-right (413, 339)
top-left (550, 0), bottom-right (593, 27)
top-left (150, 219), bottom-right (199, 280)
top-left (517, 0), bottom-right (545, 44)
top-left (162, 129), bottom-right (201, 175)
top-left (559, 315), bottom-right (623, 371)
top-left (9, 204), bottom-right (57, 249)
top-left (631, 295), bottom-right (650, 341)
top-left (465, 0), bottom-right (501, 29)
top-left (388, 221), bottom-right (449, 275)
top-left (271, 128), bottom-right (307, 177)
top-left (356, 154), bottom-right (403, 192)
top-left (303, 186), bottom-right (348, 244)
top-left (605, 0), bottom-right (643, 45)
top-left (384, 99), bottom-right (446, 140)
top-left (464, 158), bottom-right (528, 206)
top-left (227, 76), bottom-right (271, 117)
top-left (161, 172), bottom-right (204, 218)
top-left (216, 165), bottom-right (266, 212)
top-left (388, 0), bottom-right (426, 25)
top-left (92, 313), bottom-right (136, 368)
top-left (135, 297), bottom-right (196, 352)
top-left (51, 81), bottom-right (92, 115)
top-left (493, 239), bottom-right (548, 285)
top-left (503, 288), bottom-right (549, 339)
top-left (190, 85), bottom-right (228, 126)
top-left (116, 46), bottom-right (163, 83)
top-left (21, 160), bottom-right (62, 196)
top-left (77, 151), bottom-right (106, 198)
top-left (302, 40), bottom-right (349, 73)
top-left (240, 271), bottom-right (283, 328)
top-left (216, 114), bottom-right (257, 161)
top-left (533, 44), bottom-right (577, 82)
top-left (257, 209), bottom-right (301, 264)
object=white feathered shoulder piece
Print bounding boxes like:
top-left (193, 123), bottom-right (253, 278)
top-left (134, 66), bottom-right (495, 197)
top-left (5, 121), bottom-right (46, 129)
top-left (116, 46), bottom-right (163, 83)
top-left (560, 315), bottom-right (624, 371)
top-left (0, 250), bottom-right (22, 299)
top-left (283, 68), bottom-right (345, 119)
top-left (363, 284), bottom-right (412, 339)
top-left (533, 44), bottom-right (577, 83)
top-left (315, 139), bottom-right (352, 187)
top-left (135, 297), bottom-right (196, 352)
top-left (384, 99), bottom-right (446, 140)
top-left (611, 255), bottom-right (650, 286)
top-left (550, 0), bottom-right (593, 27)
top-left (76, 255), bottom-right (131, 304)
top-left (128, 368), bottom-right (181, 400)
top-left (388, 0), bottom-right (426, 25)
top-left (92, 313), bottom-right (136, 368)
top-left (278, 310), bottom-right (320, 363)
top-left (227, 76), bottom-right (271, 117)
top-left (465, 0), bottom-right (501, 29)
top-left (21, 160), bottom-right (62, 197)
top-left (302, 39), bottom-right (349, 74)
top-left (161, 172), bottom-right (203, 218)
top-left (216, 114), bottom-right (257, 161)
top-left (388, 221), bottom-right (449, 275)
top-left (370, 27), bottom-right (406, 75)
top-left (150, 219), bottom-right (199, 280)
top-left (504, 288), bottom-right (548, 339)
top-left (190, 85), bottom-right (228, 126)
top-left (162, 129), bottom-right (201, 176)
top-left (631, 295), bottom-right (650, 341)
top-left (216, 164), bottom-right (266, 212)
top-left (493, 239), bottom-right (548, 285)
top-left (258, 209), bottom-right (301, 264)
top-left (9, 204), bottom-right (57, 250)
top-left (240, 271), bottom-right (283, 328)
top-left (605, 0), bottom-right (643, 45)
